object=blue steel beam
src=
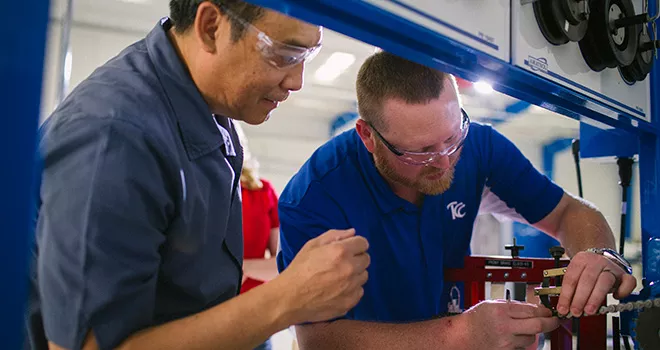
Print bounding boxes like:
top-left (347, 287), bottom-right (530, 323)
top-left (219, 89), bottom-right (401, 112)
top-left (1, 0), bottom-right (50, 348)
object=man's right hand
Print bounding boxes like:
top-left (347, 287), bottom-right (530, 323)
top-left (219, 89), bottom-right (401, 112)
top-left (278, 229), bottom-right (370, 324)
top-left (459, 300), bottom-right (560, 349)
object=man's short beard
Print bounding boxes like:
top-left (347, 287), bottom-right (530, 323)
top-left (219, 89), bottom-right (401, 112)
top-left (373, 142), bottom-right (458, 195)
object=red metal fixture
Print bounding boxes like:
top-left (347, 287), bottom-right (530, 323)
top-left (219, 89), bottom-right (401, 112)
top-left (445, 255), bottom-right (607, 350)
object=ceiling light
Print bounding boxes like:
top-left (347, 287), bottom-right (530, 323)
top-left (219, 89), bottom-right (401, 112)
top-left (314, 52), bottom-right (356, 83)
top-left (474, 81), bottom-right (494, 95)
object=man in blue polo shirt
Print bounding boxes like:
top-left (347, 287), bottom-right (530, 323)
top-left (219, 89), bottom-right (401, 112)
top-left (27, 1), bottom-right (370, 350)
top-left (278, 51), bottom-right (637, 349)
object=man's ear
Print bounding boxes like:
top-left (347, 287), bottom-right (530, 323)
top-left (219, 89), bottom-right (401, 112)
top-left (355, 119), bottom-right (377, 153)
top-left (193, 2), bottom-right (223, 53)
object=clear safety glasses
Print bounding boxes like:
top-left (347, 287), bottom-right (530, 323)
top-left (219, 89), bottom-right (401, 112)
top-left (370, 108), bottom-right (471, 166)
top-left (222, 7), bottom-right (322, 69)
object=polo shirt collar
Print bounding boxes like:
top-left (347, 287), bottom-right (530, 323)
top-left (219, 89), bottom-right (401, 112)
top-left (146, 17), bottom-right (224, 160)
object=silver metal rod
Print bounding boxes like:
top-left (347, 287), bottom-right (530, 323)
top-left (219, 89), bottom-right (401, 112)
top-left (56, 0), bottom-right (74, 104)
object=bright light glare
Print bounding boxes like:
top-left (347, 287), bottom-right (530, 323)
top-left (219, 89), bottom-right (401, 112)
top-left (314, 52), bottom-right (356, 83)
top-left (64, 51), bottom-right (73, 83)
top-left (474, 81), bottom-right (494, 94)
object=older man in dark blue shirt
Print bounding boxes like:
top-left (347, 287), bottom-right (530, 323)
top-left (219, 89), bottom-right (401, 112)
top-left (26, 1), bottom-right (370, 350)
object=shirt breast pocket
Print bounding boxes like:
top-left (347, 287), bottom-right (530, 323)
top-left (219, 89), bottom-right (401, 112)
top-left (160, 157), bottom-right (240, 302)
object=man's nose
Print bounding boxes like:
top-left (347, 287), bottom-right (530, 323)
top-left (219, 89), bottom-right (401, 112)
top-left (428, 154), bottom-right (450, 169)
top-left (281, 62), bottom-right (305, 92)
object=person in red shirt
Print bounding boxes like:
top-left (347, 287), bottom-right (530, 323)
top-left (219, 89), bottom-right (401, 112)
top-left (240, 162), bottom-right (280, 294)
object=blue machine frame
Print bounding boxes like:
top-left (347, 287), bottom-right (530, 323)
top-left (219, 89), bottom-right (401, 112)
top-left (2, 1), bottom-right (50, 349)
top-left (3, 0), bottom-right (659, 348)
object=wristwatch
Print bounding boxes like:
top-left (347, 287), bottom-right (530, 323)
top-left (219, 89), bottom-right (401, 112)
top-left (586, 248), bottom-right (633, 275)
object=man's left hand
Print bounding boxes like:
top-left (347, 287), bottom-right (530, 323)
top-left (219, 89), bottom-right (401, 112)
top-left (556, 251), bottom-right (636, 317)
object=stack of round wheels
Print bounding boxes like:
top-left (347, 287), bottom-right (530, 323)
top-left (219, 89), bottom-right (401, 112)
top-left (532, 0), bottom-right (656, 84)
top-left (578, 0), bottom-right (638, 72)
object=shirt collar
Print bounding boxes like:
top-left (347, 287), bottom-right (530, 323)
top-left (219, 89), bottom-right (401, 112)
top-left (146, 17), bottom-right (224, 160)
top-left (353, 130), bottom-right (417, 214)
top-left (213, 114), bottom-right (237, 157)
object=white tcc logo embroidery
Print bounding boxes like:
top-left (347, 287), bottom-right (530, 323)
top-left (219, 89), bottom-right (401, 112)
top-left (447, 201), bottom-right (466, 220)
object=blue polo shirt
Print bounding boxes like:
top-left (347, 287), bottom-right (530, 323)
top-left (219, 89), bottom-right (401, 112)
top-left (26, 19), bottom-right (244, 350)
top-left (277, 123), bottom-right (563, 322)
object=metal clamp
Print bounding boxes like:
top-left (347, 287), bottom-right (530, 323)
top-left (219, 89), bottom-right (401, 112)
top-left (534, 267), bottom-right (567, 315)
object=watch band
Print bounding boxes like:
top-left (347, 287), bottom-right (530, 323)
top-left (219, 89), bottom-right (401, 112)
top-left (586, 248), bottom-right (633, 275)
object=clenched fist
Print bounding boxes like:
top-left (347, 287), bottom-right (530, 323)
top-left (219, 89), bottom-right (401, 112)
top-left (278, 229), bottom-right (370, 324)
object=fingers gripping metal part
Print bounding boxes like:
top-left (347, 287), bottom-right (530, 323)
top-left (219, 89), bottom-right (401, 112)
top-left (536, 267), bottom-right (660, 319)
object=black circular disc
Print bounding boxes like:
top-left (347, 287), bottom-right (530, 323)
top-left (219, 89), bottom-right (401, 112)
top-left (562, 0), bottom-right (588, 26)
top-left (580, 0), bottom-right (615, 70)
top-left (607, 0), bottom-right (639, 67)
top-left (534, 0), bottom-right (570, 45)
top-left (534, 0), bottom-right (588, 45)
top-left (579, 37), bottom-right (609, 71)
top-left (635, 28), bottom-right (654, 78)
top-left (619, 62), bottom-right (641, 84)
top-left (562, 0), bottom-right (581, 25)
top-left (619, 27), bottom-right (654, 84)
top-left (560, 0), bottom-right (590, 41)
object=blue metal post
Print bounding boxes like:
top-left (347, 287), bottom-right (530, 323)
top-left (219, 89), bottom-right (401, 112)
top-left (639, 129), bottom-right (660, 283)
top-left (0, 1), bottom-right (50, 348)
top-left (639, 0), bottom-right (660, 283)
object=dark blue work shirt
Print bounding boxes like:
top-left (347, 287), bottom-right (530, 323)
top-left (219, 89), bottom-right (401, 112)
top-left (277, 124), bottom-right (564, 322)
top-left (26, 19), bottom-right (244, 350)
